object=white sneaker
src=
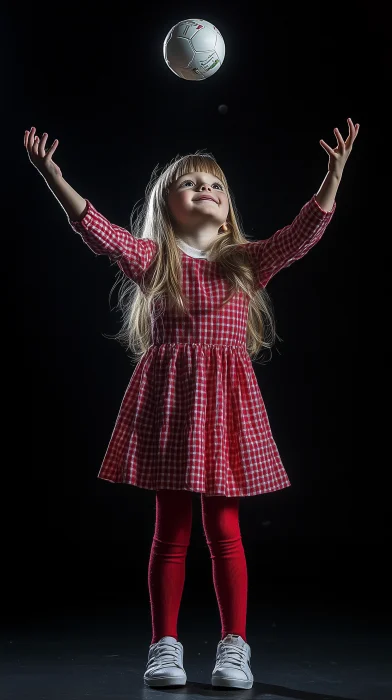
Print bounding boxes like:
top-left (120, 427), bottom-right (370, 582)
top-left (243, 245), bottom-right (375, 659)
top-left (211, 633), bottom-right (254, 689)
top-left (144, 636), bottom-right (187, 687)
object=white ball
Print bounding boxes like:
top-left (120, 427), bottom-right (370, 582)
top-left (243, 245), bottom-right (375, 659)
top-left (163, 19), bottom-right (225, 81)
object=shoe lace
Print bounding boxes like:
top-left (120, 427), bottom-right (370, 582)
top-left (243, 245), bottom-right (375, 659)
top-left (218, 642), bottom-right (248, 669)
top-left (152, 642), bottom-right (182, 668)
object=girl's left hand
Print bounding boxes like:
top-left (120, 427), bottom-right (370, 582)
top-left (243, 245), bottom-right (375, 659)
top-left (320, 117), bottom-right (360, 179)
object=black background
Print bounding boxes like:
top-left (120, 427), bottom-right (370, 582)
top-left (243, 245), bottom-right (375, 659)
top-left (4, 1), bottom-right (389, 623)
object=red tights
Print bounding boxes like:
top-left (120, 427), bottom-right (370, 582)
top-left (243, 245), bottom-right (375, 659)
top-left (148, 490), bottom-right (248, 645)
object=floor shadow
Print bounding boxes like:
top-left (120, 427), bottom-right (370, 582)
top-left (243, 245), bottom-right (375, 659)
top-left (143, 679), bottom-right (359, 699)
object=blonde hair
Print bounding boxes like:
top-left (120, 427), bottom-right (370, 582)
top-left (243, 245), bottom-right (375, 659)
top-left (106, 151), bottom-right (278, 365)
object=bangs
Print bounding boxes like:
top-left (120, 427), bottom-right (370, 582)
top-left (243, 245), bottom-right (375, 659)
top-left (164, 154), bottom-right (227, 188)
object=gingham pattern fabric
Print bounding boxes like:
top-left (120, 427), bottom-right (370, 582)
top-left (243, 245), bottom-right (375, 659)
top-left (69, 194), bottom-right (336, 496)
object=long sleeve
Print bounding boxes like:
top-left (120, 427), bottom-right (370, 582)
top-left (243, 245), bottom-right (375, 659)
top-left (244, 194), bottom-right (336, 288)
top-left (69, 200), bottom-right (157, 283)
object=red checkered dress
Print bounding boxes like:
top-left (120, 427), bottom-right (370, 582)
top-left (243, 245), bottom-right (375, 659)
top-left (69, 194), bottom-right (336, 497)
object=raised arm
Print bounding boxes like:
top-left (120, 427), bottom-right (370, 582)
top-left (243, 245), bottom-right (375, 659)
top-left (24, 127), bottom-right (157, 281)
top-left (24, 127), bottom-right (87, 220)
top-left (245, 117), bottom-right (360, 287)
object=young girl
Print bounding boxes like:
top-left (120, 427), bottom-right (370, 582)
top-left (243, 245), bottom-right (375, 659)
top-left (24, 119), bottom-right (359, 690)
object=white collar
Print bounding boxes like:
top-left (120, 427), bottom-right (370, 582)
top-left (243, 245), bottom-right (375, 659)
top-left (176, 237), bottom-right (210, 260)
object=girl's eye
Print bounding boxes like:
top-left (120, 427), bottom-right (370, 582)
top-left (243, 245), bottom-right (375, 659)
top-left (181, 180), bottom-right (224, 190)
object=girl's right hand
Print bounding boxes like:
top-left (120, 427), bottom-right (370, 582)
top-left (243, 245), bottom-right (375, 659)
top-left (24, 126), bottom-right (62, 179)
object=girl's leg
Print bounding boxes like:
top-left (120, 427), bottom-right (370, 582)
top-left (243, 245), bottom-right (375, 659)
top-left (201, 494), bottom-right (248, 642)
top-left (148, 489), bottom-right (193, 645)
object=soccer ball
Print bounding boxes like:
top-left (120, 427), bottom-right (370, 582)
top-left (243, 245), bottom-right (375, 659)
top-left (163, 19), bottom-right (225, 81)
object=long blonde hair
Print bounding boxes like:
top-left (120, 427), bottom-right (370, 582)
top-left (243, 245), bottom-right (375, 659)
top-left (106, 151), bottom-right (277, 365)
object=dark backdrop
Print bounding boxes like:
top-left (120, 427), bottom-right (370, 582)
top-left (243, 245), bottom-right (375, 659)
top-left (3, 2), bottom-right (388, 624)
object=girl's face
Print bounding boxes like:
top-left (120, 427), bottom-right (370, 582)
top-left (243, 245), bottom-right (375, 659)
top-left (167, 171), bottom-right (230, 235)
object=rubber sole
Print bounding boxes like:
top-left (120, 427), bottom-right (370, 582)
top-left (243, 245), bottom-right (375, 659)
top-left (144, 673), bottom-right (187, 687)
top-left (212, 676), bottom-right (253, 689)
